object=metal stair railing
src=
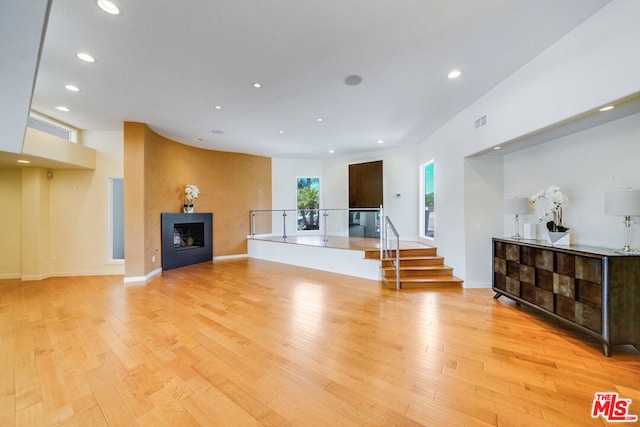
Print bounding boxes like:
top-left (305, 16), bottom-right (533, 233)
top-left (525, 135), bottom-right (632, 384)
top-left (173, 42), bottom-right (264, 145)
top-left (380, 208), bottom-right (400, 290)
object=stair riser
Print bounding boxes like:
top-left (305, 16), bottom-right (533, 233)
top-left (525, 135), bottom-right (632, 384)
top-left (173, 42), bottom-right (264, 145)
top-left (381, 259), bottom-right (444, 267)
top-left (382, 280), bottom-right (462, 289)
top-left (377, 249), bottom-right (437, 257)
top-left (366, 248), bottom-right (438, 259)
top-left (396, 249), bottom-right (437, 257)
top-left (384, 270), bottom-right (454, 279)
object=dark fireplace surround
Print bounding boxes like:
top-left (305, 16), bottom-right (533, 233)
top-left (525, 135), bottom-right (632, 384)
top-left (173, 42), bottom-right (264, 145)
top-left (161, 213), bottom-right (213, 270)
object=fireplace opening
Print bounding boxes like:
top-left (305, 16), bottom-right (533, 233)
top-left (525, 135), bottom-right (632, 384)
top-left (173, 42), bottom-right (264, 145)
top-left (173, 222), bottom-right (205, 250)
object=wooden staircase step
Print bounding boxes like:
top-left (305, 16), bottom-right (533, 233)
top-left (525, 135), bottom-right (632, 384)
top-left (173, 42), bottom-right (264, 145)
top-left (383, 267), bottom-right (454, 279)
top-left (382, 276), bottom-right (463, 289)
top-left (381, 256), bottom-right (444, 267)
top-left (367, 245), bottom-right (463, 290)
top-left (364, 247), bottom-right (437, 259)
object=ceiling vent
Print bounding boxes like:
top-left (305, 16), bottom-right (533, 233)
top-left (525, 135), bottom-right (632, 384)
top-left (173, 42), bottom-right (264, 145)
top-left (474, 115), bottom-right (487, 129)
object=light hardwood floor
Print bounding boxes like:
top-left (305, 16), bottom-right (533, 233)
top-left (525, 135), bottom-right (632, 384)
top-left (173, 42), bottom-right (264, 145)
top-left (1, 258), bottom-right (639, 426)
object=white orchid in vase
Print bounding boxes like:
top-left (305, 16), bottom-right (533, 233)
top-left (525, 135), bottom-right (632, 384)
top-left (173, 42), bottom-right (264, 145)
top-left (184, 184), bottom-right (200, 211)
top-left (529, 185), bottom-right (569, 232)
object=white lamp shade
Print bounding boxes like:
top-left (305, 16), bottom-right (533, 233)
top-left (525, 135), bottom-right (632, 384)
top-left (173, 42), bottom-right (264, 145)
top-left (504, 197), bottom-right (530, 214)
top-left (605, 189), bottom-right (640, 216)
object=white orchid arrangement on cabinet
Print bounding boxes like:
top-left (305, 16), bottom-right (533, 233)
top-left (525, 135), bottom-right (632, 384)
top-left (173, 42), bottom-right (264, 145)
top-left (529, 185), bottom-right (569, 232)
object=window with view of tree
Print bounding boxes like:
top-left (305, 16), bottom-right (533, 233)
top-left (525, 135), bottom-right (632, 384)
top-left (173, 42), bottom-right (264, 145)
top-left (423, 161), bottom-right (435, 238)
top-left (297, 178), bottom-right (319, 231)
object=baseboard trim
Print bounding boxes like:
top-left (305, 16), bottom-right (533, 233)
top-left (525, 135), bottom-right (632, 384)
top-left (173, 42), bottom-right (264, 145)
top-left (0, 273), bottom-right (22, 280)
top-left (214, 254), bottom-right (248, 261)
top-left (463, 281), bottom-right (491, 289)
top-left (124, 268), bottom-right (162, 284)
top-left (21, 274), bottom-right (52, 281)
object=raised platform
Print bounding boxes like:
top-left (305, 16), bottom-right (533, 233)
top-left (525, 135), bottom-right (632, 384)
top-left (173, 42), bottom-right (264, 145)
top-left (247, 235), bottom-right (430, 281)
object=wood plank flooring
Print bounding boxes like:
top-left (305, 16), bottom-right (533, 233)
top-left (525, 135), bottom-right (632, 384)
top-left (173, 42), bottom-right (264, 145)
top-left (1, 258), bottom-right (639, 426)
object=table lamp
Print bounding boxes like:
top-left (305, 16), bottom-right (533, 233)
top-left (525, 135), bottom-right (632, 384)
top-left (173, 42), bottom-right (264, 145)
top-left (504, 197), bottom-right (530, 240)
top-left (605, 189), bottom-right (640, 254)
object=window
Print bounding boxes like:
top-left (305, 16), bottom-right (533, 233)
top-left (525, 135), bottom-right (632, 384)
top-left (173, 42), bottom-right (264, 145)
top-left (109, 178), bottom-right (125, 260)
top-left (421, 161), bottom-right (435, 238)
top-left (297, 178), bottom-right (320, 231)
top-left (28, 111), bottom-right (78, 142)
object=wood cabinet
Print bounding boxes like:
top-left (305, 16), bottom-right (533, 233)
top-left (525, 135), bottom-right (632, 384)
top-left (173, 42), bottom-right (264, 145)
top-left (492, 238), bottom-right (640, 356)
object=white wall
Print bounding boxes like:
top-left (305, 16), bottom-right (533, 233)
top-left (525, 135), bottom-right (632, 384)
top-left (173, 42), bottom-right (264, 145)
top-left (0, 0), bottom-right (50, 154)
top-left (272, 158), bottom-right (324, 210)
top-left (272, 144), bottom-right (419, 240)
top-left (504, 112), bottom-right (640, 250)
top-left (267, 1), bottom-right (640, 288)
top-left (464, 156), bottom-right (504, 288)
top-left (270, 158), bottom-right (324, 237)
top-left (323, 144), bottom-right (420, 239)
top-left (418, 0), bottom-right (640, 287)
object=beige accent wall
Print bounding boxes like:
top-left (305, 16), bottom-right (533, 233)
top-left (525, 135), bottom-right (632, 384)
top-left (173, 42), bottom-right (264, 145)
top-left (22, 127), bottom-right (96, 169)
top-left (124, 122), bottom-right (272, 278)
top-left (123, 123), bottom-right (147, 278)
top-left (0, 129), bottom-right (124, 280)
top-left (49, 130), bottom-right (125, 276)
top-left (0, 169), bottom-right (22, 278)
top-left (21, 168), bottom-right (50, 280)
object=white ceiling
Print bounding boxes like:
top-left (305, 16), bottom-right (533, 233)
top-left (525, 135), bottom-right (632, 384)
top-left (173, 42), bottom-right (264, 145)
top-left (29, 0), bottom-right (613, 159)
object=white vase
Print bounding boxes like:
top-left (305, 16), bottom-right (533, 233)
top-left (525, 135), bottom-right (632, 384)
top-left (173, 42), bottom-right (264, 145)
top-left (183, 205), bottom-right (194, 213)
top-left (547, 231), bottom-right (569, 245)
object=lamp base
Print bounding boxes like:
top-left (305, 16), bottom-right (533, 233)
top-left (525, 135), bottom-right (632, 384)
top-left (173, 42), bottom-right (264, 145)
top-left (616, 217), bottom-right (638, 255)
top-left (614, 247), bottom-right (640, 255)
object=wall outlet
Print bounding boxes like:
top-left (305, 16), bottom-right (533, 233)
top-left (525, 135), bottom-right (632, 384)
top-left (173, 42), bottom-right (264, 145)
top-left (152, 255), bottom-right (156, 263)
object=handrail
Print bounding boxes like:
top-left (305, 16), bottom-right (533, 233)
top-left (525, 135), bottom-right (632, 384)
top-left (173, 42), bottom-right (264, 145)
top-left (382, 215), bottom-right (401, 290)
top-left (250, 207), bottom-right (380, 239)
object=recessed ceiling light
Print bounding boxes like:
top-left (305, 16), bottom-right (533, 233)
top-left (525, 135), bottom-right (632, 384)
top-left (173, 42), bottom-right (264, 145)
top-left (17, 159), bottom-right (31, 164)
top-left (252, 82), bottom-right (262, 88)
top-left (279, 130), bottom-right (285, 134)
top-left (316, 118), bottom-right (324, 122)
top-left (56, 106), bottom-right (70, 112)
top-left (65, 84), bottom-right (80, 92)
top-left (213, 105), bottom-right (222, 110)
top-left (329, 150), bottom-right (335, 154)
top-left (448, 69), bottom-right (462, 79)
top-left (97, 0), bottom-right (120, 15)
top-left (493, 146), bottom-right (502, 150)
top-left (599, 105), bottom-right (614, 112)
top-left (377, 140), bottom-right (384, 144)
top-left (76, 52), bottom-right (96, 63)
top-left (210, 130), bottom-right (225, 135)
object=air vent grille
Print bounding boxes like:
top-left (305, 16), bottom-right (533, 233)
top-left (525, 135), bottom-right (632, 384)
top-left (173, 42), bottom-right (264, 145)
top-left (474, 115), bottom-right (487, 129)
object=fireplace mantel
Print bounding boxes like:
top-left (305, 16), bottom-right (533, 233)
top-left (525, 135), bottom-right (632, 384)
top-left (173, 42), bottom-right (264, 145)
top-left (161, 213), bottom-right (213, 270)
